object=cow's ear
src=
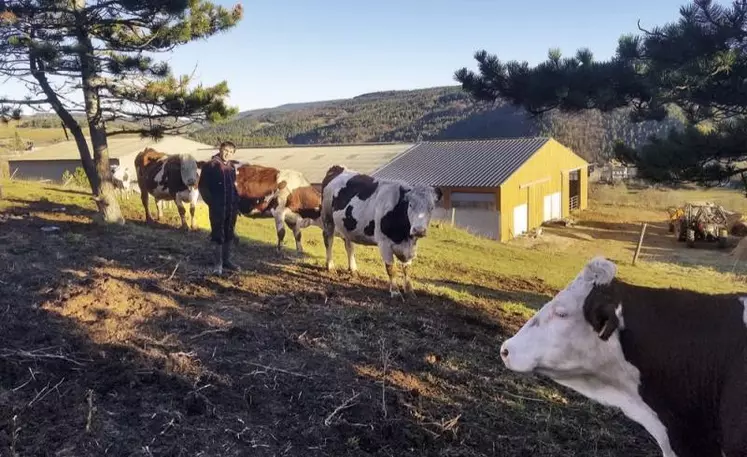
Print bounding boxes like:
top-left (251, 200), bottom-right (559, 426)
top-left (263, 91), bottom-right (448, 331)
top-left (433, 186), bottom-right (443, 202)
top-left (277, 180), bottom-right (287, 190)
top-left (583, 282), bottom-right (621, 341)
top-left (196, 161), bottom-right (206, 169)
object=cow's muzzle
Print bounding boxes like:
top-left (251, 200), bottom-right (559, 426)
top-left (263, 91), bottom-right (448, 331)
top-left (411, 227), bottom-right (427, 238)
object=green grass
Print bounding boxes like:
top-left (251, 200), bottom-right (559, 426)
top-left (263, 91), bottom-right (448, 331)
top-left (4, 178), bottom-right (744, 303)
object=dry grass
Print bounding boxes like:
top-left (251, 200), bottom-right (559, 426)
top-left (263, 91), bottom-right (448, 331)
top-left (0, 179), bottom-right (745, 456)
top-left (590, 181), bottom-right (747, 213)
top-left (0, 121), bottom-right (71, 149)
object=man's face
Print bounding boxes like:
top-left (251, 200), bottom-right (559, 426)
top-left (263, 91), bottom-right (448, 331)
top-left (219, 145), bottom-right (235, 161)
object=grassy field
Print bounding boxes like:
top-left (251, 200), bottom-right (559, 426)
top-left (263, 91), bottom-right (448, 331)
top-left (0, 179), bottom-right (745, 456)
top-left (0, 121), bottom-right (70, 151)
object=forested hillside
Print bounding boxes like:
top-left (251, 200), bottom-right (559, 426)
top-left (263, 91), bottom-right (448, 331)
top-left (189, 86), bottom-right (684, 163)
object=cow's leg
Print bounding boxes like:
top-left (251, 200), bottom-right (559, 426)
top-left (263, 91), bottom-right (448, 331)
top-left (402, 261), bottom-right (415, 298)
top-left (189, 189), bottom-right (198, 230)
top-left (141, 190), bottom-right (154, 224)
top-left (291, 220), bottom-right (304, 253)
top-left (274, 209), bottom-right (287, 253)
top-left (175, 194), bottom-right (188, 231)
top-left (344, 237), bottom-right (357, 273)
top-left (323, 215), bottom-right (335, 271)
top-left (282, 210), bottom-right (305, 253)
top-left (156, 199), bottom-right (164, 221)
top-left (378, 244), bottom-right (401, 299)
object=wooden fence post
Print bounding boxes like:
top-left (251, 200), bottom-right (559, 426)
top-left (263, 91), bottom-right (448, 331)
top-left (632, 223), bottom-right (648, 266)
top-left (450, 208), bottom-right (456, 226)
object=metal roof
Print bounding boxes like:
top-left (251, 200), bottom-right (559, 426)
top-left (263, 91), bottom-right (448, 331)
top-left (233, 143), bottom-right (413, 184)
top-left (371, 137), bottom-right (551, 187)
top-left (10, 135), bottom-right (215, 162)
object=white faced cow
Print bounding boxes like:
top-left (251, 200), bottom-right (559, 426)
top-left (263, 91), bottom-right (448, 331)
top-left (134, 147), bottom-right (200, 230)
top-left (321, 165), bottom-right (442, 299)
top-left (111, 164), bottom-right (136, 200)
top-left (500, 256), bottom-right (747, 457)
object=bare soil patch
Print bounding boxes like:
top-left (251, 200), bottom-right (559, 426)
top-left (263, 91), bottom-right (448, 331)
top-left (0, 194), bottom-right (658, 456)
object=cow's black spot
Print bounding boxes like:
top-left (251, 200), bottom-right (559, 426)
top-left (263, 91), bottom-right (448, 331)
top-left (364, 220), bottom-right (375, 236)
top-left (380, 187), bottom-right (411, 244)
top-left (298, 207), bottom-right (321, 220)
top-left (343, 206), bottom-right (358, 231)
top-left (295, 231), bottom-right (302, 243)
top-left (332, 174), bottom-right (378, 211)
top-left (161, 158), bottom-right (188, 194)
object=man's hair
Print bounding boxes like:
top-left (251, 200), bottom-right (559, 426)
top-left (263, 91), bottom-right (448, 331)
top-left (219, 141), bottom-right (236, 153)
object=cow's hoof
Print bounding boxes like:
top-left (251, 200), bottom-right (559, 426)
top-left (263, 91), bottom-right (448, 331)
top-left (390, 289), bottom-right (404, 301)
top-left (326, 262), bottom-right (335, 272)
top-left (213, 266), bottom-right (223, 276)
top-left (223, 262), bottom-right (241, 273)
top-left (180, 225), bottom-right (189, 232)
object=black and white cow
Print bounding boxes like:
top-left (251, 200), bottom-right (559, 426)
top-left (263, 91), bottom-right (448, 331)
top-left (320, 165), bottom-right (442, 298)
top-left (500, 256), bottom-right (747, 457)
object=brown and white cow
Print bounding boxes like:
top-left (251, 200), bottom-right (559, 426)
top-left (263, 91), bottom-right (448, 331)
top-left (234, 163), bottom-right (321, 252)
top-left (134, 148), bottom-right (200, 230)
top-left (500, 256), bottom-right (747, 457)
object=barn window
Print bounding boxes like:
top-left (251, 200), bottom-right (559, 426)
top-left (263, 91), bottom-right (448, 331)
top-left (451, 192), bottom-right (496, 211)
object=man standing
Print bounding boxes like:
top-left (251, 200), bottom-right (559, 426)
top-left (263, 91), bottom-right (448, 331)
top-left (197, 141), bottom-right (241, 275)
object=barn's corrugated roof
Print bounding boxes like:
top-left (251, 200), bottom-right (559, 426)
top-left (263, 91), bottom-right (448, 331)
top-left (233, 143), bottom-right (413, 184)
top-left (371, 137), bottom-right (551, 187)
top-left (10, 135), bottom-right (215, 161)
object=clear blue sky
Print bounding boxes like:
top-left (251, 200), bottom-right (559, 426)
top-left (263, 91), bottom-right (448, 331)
top-left (5, 0), bottom-right (696, 111)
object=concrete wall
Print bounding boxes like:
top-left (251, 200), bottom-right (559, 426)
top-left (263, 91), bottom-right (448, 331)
top-left (7, 158), bottom-right (121, 182)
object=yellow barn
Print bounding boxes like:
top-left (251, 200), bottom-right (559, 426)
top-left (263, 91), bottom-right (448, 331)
top-left (372, 137), bottom-right (588, 242)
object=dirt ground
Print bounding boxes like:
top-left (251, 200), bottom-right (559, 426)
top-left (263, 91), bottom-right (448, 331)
top-left (0, 193), bottom-right (660, 457)
top-left (512, 202), bottom-right (747, 276)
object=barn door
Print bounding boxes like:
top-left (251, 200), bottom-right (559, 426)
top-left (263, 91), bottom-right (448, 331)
top-left (543, 192), bottom-right (561, 221)
top-left (513, 203), bottom-right (528, 236)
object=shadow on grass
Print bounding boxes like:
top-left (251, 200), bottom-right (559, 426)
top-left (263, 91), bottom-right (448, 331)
top-left (0, 198), bottom-right (658, 457)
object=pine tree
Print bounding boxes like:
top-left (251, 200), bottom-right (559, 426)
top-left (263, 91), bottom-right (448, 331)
top-left (454, 0), bottom-right (747, 187)
top-left (0, 0), bottom-right (243, 223)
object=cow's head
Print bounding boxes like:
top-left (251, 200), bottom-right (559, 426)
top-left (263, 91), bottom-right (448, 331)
top-left (112, 165), bottom-right (129, 182)
top-left (406, 185), bottom-right (442, 238)
top-left (178, 153), bottom-right (200, 188)
top-left (499, 256), bottom-right (624, 378)
top-left (237, 180), bottom-right (286, 216)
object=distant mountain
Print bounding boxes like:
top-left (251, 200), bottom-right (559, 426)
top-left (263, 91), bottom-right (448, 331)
top-left (172, 86), bottom-right (689, 162)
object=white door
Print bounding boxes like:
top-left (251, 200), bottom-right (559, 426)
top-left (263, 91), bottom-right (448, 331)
top-left (544, 192), bottom-right (561, 221)
top-left (513, 204), bottom-right (528, 236)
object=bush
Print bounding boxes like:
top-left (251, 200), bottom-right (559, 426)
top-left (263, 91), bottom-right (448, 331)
top-left (61, 167), bottom-right (90, 189)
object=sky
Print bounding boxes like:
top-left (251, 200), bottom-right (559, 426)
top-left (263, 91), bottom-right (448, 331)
top-left (4, 0), bottom-right (696, 112)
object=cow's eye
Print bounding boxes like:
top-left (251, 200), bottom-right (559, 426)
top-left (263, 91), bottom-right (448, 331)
top-left (555, 309), bottom-right (568, 318)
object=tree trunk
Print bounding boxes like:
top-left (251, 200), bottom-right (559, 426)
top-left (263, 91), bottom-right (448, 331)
top-left (88, 122), bottom-right (123, 224)
top-left (75, 6), bottom-right (123, 225)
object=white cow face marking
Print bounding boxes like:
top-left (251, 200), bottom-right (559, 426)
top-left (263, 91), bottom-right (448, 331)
top-left (500, 257), bottom-right (622, 378)
top-left (407, 185), bottom-right (442, 238)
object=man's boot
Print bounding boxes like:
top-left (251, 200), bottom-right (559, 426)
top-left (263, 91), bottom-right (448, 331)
top-left (213, 243), bottom-right (224, 275)
top-left (222, 242), bottom-right (241, 272)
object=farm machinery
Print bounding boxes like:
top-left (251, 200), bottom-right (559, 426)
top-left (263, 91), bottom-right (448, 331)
top-left (667, 202), bottom-right (732, 248)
